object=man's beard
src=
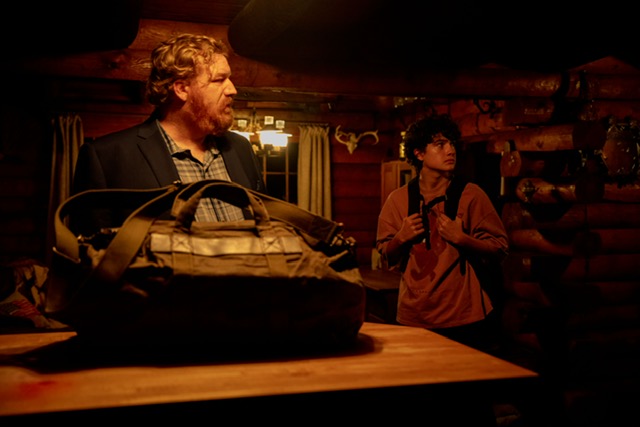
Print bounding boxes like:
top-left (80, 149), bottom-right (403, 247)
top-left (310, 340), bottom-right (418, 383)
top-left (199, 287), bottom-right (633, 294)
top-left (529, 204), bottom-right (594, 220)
top-left (190, 96), bottom-right (233, 136)
top-left (207, 116), bottom-right (232, 136)
top-left (196, 109), bottom-right (233, 136)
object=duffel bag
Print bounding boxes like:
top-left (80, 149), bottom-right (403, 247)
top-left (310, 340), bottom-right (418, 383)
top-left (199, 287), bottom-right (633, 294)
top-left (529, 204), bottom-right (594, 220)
top-left (42, 179), bottom-right (365, 352)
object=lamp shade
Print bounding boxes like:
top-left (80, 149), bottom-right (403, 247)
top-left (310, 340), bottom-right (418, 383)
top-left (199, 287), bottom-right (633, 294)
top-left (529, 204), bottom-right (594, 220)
top-left (259, 130), bottom-right (290, 147)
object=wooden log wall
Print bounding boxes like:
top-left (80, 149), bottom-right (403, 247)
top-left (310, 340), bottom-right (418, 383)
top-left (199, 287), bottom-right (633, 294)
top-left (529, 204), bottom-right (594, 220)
top-left (492, 91), bottom-right (640, 424)
top-left (369, 58), bottom-right (640, 424)
top-left (0, 16), bottom-right (639, 426)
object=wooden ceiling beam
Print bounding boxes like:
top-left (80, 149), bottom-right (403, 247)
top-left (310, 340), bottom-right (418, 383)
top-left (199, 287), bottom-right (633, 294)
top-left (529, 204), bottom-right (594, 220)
top-left (8, 19), bottom-right (640, 102)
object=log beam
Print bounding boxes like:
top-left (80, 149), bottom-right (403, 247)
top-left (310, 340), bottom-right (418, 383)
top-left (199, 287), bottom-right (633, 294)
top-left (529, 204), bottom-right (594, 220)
top-left (509, 228), bottom-right (640, 255)
top-left (514, 176), bottom-right (604, 204)
top-left (502, 202), bottom-right (640, 230)
top-left (500, 150), bottom-right (580, 177)
top-left (506, 253), bottom-right (640, 282)
top-left (603, 182), bottom-right (640, 202)
top-left (8, 19), bottom-right (640, 101)
top-left (487, 122), bottom-right (608, 154)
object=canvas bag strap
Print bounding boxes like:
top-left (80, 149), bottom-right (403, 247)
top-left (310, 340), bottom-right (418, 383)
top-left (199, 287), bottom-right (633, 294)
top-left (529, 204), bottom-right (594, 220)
top-left (258, 191), bottom-right (344, 246)
top-left (53, 183), bottom-right (181, 264)
top-left (90, 184), bottom-right (185, 284)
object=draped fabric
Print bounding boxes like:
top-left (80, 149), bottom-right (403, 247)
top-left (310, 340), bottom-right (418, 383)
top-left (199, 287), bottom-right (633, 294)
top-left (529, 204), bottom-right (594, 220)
top-left (46, 114), bottom-right (83, 265)
top-left (297, 125), bottom-right (332, 219)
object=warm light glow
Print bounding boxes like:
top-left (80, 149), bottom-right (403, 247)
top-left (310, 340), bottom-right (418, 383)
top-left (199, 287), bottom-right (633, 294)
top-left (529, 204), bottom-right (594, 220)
top-left (231, 113), bottom-right (291, 151)
top-left (231, 130), bottom-right (254, 141)
top-left (259, 130), bottom-right (290, 147)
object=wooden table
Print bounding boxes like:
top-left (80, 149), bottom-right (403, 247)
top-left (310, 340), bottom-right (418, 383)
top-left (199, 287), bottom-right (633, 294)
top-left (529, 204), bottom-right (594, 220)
top-left (0, 322), bottom-right (539, 422)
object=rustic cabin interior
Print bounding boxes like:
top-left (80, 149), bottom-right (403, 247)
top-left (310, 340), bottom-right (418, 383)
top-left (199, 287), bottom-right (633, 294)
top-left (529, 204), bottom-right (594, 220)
top-left (1, 0), bottom-right (640, 425)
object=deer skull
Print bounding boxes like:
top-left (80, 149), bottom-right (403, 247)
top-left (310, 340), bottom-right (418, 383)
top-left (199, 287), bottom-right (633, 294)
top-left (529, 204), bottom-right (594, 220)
top-left (334, 125), bottom-right (379, 154)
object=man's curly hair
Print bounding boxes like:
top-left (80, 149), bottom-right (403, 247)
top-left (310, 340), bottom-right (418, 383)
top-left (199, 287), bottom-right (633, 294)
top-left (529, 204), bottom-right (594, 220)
top-left (145, 34), bottom-right (228, 113)
top-left (404, 113), bottom-right (461, 171)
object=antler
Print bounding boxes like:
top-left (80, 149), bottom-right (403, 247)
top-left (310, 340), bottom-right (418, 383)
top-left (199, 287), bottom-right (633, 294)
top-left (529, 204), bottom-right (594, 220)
top-left (334, 125), bottom-right (379, 154)
top-left (359, 130), bottom-right (380, 145)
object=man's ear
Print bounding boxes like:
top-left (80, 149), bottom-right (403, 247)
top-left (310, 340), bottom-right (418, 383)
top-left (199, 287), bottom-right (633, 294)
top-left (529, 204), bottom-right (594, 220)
top-left (414, 148), bottom-right (424, 161)
top-left (172, 80), bottom-right (189, 102)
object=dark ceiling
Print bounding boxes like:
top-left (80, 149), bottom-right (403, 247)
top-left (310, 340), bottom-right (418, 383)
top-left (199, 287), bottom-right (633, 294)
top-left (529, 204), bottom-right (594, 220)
top-left (140, 0), bottom-right (640, 73)
top-left (9, 0), bottom-right (638, 72)
top-left (223, 0), bottom-right (640, 73)
top-left (5, 0), bottom-right (638, 110)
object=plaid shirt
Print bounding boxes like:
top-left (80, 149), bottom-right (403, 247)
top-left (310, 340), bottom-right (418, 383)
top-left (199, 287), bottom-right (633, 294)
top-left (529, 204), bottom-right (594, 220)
top-left (157, 121), bottom-right (245, 222)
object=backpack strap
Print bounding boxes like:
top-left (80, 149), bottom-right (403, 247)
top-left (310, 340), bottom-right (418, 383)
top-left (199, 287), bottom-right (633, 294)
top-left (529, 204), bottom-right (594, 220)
top-left (407, 176), bottom-right (422, 217)
top-left (407, 175), bottom-right (468, 218)
top-left (443, 175), bottom-right (468, 220)
top-left (443, 176), bottom-right (469, 275)
top-left (399, 175), bottom-right (469, 272)
top-left (398, 177), bottom-right (421, 272)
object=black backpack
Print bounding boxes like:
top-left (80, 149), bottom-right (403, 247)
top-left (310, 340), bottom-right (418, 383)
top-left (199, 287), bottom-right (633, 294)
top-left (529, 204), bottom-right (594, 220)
top-left (399, 175), bottom-right (469, 270)
top-left (400, 175), bottom-right (505, 314)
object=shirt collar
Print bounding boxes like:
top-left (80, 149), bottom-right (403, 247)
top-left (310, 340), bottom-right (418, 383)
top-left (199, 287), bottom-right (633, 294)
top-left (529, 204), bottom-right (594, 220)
top-left (155, 120), bottom-right (220, 156)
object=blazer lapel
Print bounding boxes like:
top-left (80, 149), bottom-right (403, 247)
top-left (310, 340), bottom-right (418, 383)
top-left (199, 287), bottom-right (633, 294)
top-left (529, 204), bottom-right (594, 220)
top-left (217, 134), bottom-right (252, 189)
top-left (136, 120), bottom-right (181, 186)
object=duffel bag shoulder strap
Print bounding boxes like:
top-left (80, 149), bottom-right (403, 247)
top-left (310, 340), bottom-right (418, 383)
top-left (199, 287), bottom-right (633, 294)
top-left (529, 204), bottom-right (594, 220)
top-left (53, 184), bottom-right (182, 263)
top-left (53, 183), bottom-right (184, 286)
top-left (94, 180), bottom-right (267, 286)
top-left (251, 190), bottom-right (345, 247)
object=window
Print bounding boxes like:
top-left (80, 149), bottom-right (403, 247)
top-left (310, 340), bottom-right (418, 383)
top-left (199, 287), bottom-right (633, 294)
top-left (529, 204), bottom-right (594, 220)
top-left (256, 142), bottom-right (298, 204)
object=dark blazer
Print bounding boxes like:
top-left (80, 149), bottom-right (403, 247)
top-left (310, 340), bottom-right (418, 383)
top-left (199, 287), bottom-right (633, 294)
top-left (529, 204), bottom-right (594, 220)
top-left (71, 117), bottom-right (266, 235)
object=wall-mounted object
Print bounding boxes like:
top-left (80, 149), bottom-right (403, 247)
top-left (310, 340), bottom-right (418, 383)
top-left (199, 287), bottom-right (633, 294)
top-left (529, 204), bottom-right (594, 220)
top-left (334, 125), bottom-right (379, 154)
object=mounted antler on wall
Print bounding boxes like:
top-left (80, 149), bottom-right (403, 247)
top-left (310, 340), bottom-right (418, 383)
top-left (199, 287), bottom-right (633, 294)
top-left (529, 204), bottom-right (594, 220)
top-left (334, 125), bottom-right (379, 154)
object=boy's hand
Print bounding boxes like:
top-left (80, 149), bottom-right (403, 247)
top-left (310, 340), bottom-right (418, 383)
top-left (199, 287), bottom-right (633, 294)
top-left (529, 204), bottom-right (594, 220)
top-left (397, 212), bottom-right (425, 244)
top-left (437, 212), bottom-right (464, 245)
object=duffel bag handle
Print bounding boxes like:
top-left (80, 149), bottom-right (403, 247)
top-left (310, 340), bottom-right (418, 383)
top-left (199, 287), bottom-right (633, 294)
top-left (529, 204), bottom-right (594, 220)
top-left (171, 179), bottom-right (348, 250)
top-left (93, 181), bottom-right (269, 286)
top-left (172, 180), bottom-right (271, 230)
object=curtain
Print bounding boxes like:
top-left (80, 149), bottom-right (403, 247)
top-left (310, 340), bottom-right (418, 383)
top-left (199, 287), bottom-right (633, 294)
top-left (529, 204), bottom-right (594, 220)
top-left (45, 114), bottom-right (83, 265)
top-left (297, 125), bottom-right (332, 219)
